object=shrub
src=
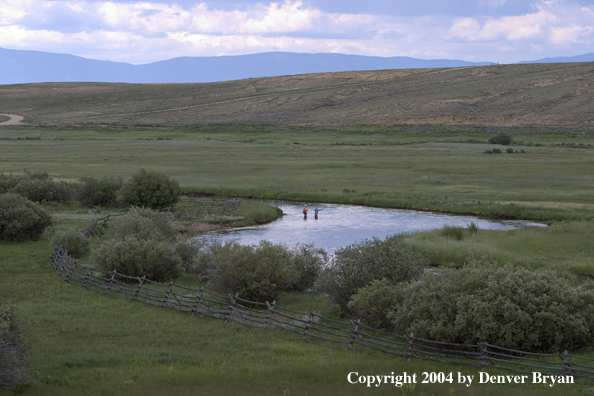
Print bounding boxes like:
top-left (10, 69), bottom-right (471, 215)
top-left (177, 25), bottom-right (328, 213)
top-left (117, 169), bottom-right (181, 209)
top-left (0, 193), bottom-right (53, 241)
top-left (174, 240), bottom-right (203, 272)
top-left (208, 241), bottom-right (298, 302)
top-left (111, 207), bottom-right (179, 242)
top-left (288, 244), bottom-right (327, 291)
top-left (506, 148), bottom-right (514, 153)
top-left (0, 301), bottom-right (31, 392)
top-left (10, 172), bottom-right (70, 204)
top-left (93, 237), bottom-right (182, 282)
top-left (348, 279), bottom-right (399, 329)
top-left (488, 133), bottom-right (513, 145)
top-left (492, 148), bottom-right (502, 154)
top-left (315, 236), bottom-right (427, 312)
top-left (0, 174), bottom-right (21, 194)
top-left (388, 261), bottom-right (594, 352)
top-left (50, 229), bottom-right (91, 258)
top-left (440, 225), bottom-right (465, 241)
top-left (483, 149), bottom-right (492, 154)
top-left (75, 176), bottom-right (123, 207)
top-left (521, 149), bottom-right (526, 153)
top-left (467, 221), bottom-right (479, 234)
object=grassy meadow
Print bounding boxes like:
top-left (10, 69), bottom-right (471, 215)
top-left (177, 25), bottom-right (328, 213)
top-left (2, 123), bottom-right (594, 395)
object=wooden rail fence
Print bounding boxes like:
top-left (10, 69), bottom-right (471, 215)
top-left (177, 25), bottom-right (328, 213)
top-left (51, 245), bottom-right (594, 381)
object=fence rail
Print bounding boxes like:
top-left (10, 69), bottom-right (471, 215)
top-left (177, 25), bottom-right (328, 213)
top-left (51, 245), bottom-right (594, 380)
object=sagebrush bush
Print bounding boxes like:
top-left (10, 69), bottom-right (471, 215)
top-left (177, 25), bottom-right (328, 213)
top-left (0, 193), bottom-right (53, 241)
top-left (492, 148), bottom-right (502, 154)
top-left (93, 237), bottom-right (182, 282)
top-left (111, 207), bottom-right (179, 242)
top-left (288, 244), bottom-right (327, 291)
top-left (506, 148), bottom-right (514, 153)
top-left (388, 261), bottom-right (594, 352)
top-left (0, 174), bottom-right (21, 194)
top-left (488, 133), bottom-right (513, 145)
top-left (117, 169), bottom-right (181, 209)
top-left (348, 278), bottom-right (399, 329)
top-left (440, 225), bottom-right (465, 240)
top-left (174, 241), bottom-right (203, 272)
top-left (315, 236), bottom-right (427, 312)
top-left (50, 229), bottom-right (91, 258)
top-left (192, 240), bottom-right (325, 303)
top-left (0, 301), bottom-right (31, 392)
top-left (75, 176), bottom-right (123, 207)
top-left (10, 172), bottom-right (70, 204)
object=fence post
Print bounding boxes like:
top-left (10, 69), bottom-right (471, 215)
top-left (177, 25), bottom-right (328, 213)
top-left (64, 259), bottom-right (76, 283)
top-left (224, 293), bottom-right (237, 323)
top-left (161, 282), bottom-right (173, 308)
top-left (82, 266), bottom-right (94, 288)
top-left (133, 277), bottom-right (145, 301)
top-left (560, 350), bottom-right (570, 376)
top-left (191, 288), bottom-right (204, 315)
top-left (105, 271), bottom-right (116, 294)
top-left (265, 301), bottom-right (276, 328)
top-left (302, 312), bottom-right (314, 341)
top-left (349, 320), bottom-right (358, 349)
top-left (406, 333), bottom-right (414, 362)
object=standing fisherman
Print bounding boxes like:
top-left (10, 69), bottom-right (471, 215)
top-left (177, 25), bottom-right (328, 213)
top-left (303, 204), bottom-right (308, 219)
top-left (314, 207), bottom-right (322, 219)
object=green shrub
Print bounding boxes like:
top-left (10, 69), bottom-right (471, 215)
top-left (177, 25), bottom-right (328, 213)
top-left (0, 193), bottom-right (53, 241)
top-left (208, 241), bottom-right (298, 303)
top-left (467, 221), bottom-right (479, 234)
top-left (440, 225), bottom-right (465, 240)
top-left (488, 133), bottom-right (513, 145)
top-left (506, 148), bottom-right (514, 153)
top-left (289, 244), bottom-right (327, 291)
top-left (50, 229), bottom-right (91, 258)
top-left (93, 237), bottom-right (182, 282)
top-left (174, 241), bottom-right (203, 272)
top-left (521, 149), bottom-right (526, 153)
top-left (9, 171), bottom-right (70, 204)
top-left (492, 148), bottom-right (502, 154)
top-left (483, 149), bottom-right (492, 154)
top-left (315, 236), bottom-right (427, 312)
top-left (117, 169), bottom-right (181, 209)
top-left (75, 176), bottom-right (123, 207)
top-left (388, 261), bottom-right (594, 352)
top-left (111, 208), bottom-right (179, 242)
top-left (0, 301), bottom-right (31, 392)
top-left (348, 278), bottom-right (399, 329)
top-left (0, 174), bottom-right (21, 194)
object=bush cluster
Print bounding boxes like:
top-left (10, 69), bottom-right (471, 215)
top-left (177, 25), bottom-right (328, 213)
top-left (93, 208), bottom-right (181, 282)
top-left (0, 193), bottom-right (53, 241)
top-left (0, 301), bottom-right (31, 392)
top-left (315, 236), bottom-right (427, 313)
top-left (74, 176), bottom-right (123, 207)
top-left (488, 133), bottom-right (513, 145)
top-left (186, 240), bottom-right (327, 302)
top-left (1, 172), bottom-right (69, 203)
top-left (386, 261), bottom-right (594, 352)
top-left (50, 229), bottom-right (91, 258)
top-left (117, 169), bottom-right (181, 209)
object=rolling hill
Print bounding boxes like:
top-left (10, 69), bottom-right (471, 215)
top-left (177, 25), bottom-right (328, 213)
top-left (1, 61), bottom-right (593, 127)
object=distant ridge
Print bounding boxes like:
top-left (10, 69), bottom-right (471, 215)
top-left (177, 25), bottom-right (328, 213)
top-left (1, 48), bottom-right (489, 84)
top-left (518, 53), bottom-right (594, 64)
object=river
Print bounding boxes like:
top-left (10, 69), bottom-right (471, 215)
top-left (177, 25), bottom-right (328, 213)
top-left (195, 201), bottom-right (546, 254)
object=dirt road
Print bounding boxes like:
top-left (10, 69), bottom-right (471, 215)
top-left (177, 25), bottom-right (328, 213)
top-left (0, 114), bottom-right (24, 125)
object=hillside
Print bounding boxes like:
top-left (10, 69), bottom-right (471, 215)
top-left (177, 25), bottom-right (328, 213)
top-left (1, 62), bottom-right (593, 127)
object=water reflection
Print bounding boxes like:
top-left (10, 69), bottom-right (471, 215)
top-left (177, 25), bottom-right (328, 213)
top-left (196, 201), bottom-right (546, 254)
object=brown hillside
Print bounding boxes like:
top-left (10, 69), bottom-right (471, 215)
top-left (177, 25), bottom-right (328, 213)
top-left (1, 62), bottom-right (593, 126)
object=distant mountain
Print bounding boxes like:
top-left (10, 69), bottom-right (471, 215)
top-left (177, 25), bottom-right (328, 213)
top-left (0, 48), bottom-right (489, 85)
top-left (518, 53), bottom-right (594, 64)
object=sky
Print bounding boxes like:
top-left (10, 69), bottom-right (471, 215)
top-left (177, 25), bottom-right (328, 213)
top-left (0, 0), bottom-right (593, 64)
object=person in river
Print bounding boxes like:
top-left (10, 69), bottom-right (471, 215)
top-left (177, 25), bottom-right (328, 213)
top-left (303, 205), bottom-right (308, 219)
top-left (314, 207), bottom-right (322, 219)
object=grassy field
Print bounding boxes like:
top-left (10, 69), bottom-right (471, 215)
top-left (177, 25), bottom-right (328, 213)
top-left (1, 124), bottom-right (593, 221)
top-left (2, 124), bottom-right (594, 395)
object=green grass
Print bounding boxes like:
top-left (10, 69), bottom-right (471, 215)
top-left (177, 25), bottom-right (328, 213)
top-left (1, 125), bottom-right (593, 221)
top-left (2, 222), bottom-right (593, 396)
top-left (402, 221), bottom-right (594, 275)
top-left (2, 125), bottom-right (594, 395)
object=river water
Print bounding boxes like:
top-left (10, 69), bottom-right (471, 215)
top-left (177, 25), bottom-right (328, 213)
top-left (196, 201), bottom-right (546, 254)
